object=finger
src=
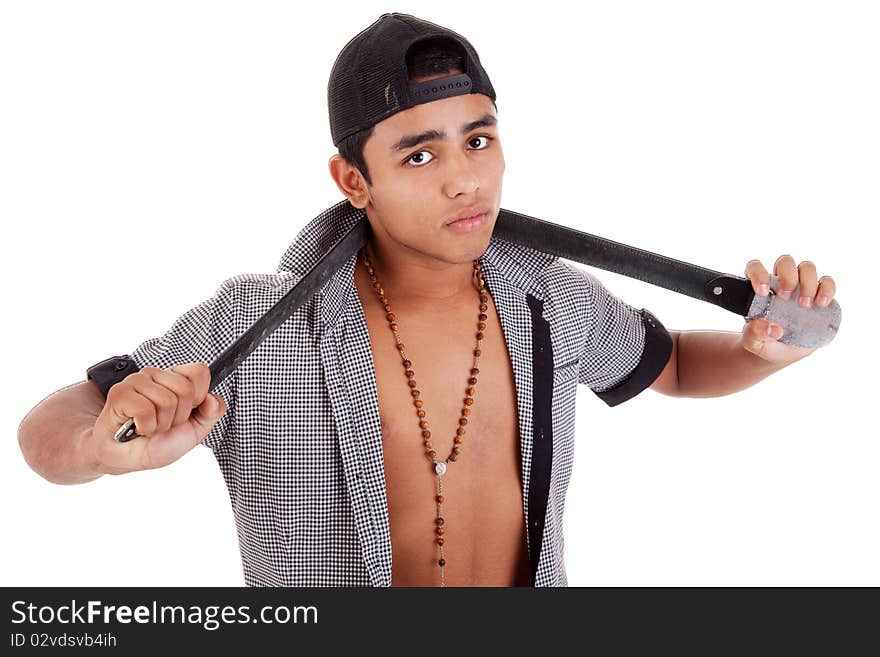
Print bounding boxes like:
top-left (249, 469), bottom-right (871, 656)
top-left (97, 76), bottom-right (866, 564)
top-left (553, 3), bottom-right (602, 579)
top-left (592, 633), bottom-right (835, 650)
top-left (130, 376), bottom-right (180, 435)
top-left (148, 368), bottom-right (197, 430)
top-left (773, 254), bottom-right (798, 300)
top-left (190, 393), bottom-right (228, 438)
top-left (744, 259), bottom-right (771, 296)
top-left (816, 275), bottom-right (836, 307)
top-left (166, 363), bottom-right (211, 406)
top-left (103, 386), bottom-right (158, 438)
top-left (797, 260), bottom-right (819, 307)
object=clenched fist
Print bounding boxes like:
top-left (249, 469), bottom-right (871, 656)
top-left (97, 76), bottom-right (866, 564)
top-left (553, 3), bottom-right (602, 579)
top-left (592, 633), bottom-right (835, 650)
top-left (741, 254), bottom-right (837, 363)
top-left (89, 363), bottom-right (228, 475)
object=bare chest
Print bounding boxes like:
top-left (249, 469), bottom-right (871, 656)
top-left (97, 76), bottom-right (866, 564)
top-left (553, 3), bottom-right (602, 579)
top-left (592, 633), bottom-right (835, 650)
top-left (354, 263), bottom-right (531, 586)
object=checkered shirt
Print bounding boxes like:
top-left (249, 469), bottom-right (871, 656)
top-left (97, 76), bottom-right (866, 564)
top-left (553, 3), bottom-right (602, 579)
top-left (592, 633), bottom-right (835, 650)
top-left (86, 199), bottom-right (673, 587)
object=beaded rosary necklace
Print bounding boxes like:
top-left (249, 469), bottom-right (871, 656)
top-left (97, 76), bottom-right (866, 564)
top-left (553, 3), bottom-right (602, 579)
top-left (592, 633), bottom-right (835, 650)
top-left (360, 246), bottom-right (488, 587)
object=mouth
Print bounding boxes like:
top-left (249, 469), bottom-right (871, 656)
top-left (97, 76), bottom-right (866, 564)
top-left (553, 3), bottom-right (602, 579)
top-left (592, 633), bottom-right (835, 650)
top-left (444, 212), bottom-right (488, 232)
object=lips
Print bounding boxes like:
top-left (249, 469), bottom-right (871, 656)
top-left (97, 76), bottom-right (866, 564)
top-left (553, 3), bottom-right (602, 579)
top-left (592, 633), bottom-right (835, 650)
top-left (444, 212), bottom-right (487, 232)
top-left (448, 213), bottom-right (485, 225)
top-left (446, 206), bottom-right (490, 225)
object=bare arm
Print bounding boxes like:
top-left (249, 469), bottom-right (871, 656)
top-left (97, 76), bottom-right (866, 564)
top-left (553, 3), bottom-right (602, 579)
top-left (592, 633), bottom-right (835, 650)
top-left (18, 380), bottom-right (108, 485)
top-left (18, 364), bottom-right (228, 486)
top-left (676, 329), bottom-right (795, 398)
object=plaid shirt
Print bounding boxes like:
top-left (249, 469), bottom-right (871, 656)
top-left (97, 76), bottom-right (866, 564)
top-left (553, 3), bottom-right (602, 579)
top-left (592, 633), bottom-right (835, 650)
top-left (87, 200), bottom-right (672, 587)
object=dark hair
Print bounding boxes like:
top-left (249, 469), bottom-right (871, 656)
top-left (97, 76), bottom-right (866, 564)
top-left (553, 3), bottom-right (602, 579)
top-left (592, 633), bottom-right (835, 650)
top-left (336, 36), bottom-right (468, 187)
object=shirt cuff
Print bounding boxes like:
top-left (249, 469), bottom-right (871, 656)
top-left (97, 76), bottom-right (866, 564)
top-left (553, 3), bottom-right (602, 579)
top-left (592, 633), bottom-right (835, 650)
top-left (594, 309), bottom-right (673, 407)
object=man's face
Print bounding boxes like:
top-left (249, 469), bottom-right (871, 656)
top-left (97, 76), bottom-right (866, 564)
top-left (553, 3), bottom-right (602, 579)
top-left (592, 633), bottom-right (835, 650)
top-left (359, 73), bottom-right (504, 266)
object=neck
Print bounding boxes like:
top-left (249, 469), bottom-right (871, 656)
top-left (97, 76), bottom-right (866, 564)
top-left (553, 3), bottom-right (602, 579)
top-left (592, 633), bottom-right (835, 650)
top-left (363, 236), bottom-right (478, 307)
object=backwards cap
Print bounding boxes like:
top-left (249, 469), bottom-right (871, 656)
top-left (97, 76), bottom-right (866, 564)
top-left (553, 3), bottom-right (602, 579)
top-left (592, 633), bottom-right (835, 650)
top-left (328, 12), bottom-right (497, 147)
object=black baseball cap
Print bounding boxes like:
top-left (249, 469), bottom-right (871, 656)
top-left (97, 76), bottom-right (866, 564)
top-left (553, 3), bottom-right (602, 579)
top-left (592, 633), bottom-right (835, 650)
top-left (328, 12), bottom-right (497, 147)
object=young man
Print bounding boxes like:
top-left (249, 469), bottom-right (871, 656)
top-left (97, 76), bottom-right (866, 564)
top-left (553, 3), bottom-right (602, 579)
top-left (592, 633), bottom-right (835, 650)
top-left (18, 13), bottom-right (835, 587)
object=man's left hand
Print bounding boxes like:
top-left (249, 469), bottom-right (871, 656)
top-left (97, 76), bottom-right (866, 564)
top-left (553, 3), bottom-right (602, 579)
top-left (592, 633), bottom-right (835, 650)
top-left (741, 254), bottom-right (836, 364)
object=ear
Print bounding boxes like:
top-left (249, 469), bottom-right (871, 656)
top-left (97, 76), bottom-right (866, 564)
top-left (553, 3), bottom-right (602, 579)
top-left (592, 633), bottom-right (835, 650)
top-left (328, 154), bottom-right (370, 209)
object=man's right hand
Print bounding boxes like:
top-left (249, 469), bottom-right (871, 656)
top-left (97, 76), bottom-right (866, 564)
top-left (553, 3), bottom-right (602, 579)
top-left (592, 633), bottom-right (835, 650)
top-left (89, 363), bottom-right (228, 475)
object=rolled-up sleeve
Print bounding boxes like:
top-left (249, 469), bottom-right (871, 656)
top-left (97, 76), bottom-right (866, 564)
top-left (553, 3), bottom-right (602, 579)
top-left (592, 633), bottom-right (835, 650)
top-left (574, 268), bottom-right (673, 407)
top-left (86, 279), bottom-right (240, 449)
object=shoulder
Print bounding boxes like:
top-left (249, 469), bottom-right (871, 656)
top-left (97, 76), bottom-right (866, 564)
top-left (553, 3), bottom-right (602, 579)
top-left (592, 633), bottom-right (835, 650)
top-left (211, 271), bottom-right (307, 318)
top-left (535, 258), bottom-right (608, 311)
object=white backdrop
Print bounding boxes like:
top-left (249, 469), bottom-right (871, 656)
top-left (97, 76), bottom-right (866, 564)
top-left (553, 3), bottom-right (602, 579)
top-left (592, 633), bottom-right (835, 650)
top-left (2, 0), bottom-right (877, 586)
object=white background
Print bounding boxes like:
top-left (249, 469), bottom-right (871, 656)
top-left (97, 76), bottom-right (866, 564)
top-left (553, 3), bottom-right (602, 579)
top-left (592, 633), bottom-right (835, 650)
top-left (2, 0), bottom-right (877, 586)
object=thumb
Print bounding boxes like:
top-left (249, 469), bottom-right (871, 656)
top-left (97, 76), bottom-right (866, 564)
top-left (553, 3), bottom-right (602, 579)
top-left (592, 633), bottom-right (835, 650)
top-left (741, 317), bottom-right (782, 357)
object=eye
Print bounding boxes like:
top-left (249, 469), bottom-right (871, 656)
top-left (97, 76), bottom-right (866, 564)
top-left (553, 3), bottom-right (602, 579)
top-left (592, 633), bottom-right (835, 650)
top-left (468, 135), bottom-right (493, 150)
top-left (404, 135), bottom-right (495, 168)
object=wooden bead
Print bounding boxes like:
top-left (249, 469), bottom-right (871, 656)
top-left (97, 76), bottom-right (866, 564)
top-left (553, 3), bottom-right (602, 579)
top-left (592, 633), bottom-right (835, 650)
top-left (462, 408), bottom-right (470, 416)
top-left (438, 559), bottom-right (446, 566)
top-left (473, 349), bottom-right (481, 356)
top-left (436, 538), bottom-right (444, 546)
top-left (384, 304), bottom-right (392, 312)
top-left (427, 450), bottom-right (436, 458)
top-left (454, 437), bottom-right (463, 444)
top-left (405, 369), bottom-right (415, 378)
top-left (466, 387), bottom-right (475, 395)
top-left (411, 390), bottom-right (420, 398)
top-left (396, 343), bottom-right (405, 351)
top-left (419, 421), bottom-right (429, 429)
top-left (435, 517), bottom-right (445, 526)
top-left (479, 313), bottom-right (487, 321)
top-left (471, 368), bottom-right (479, 375)
top-left (386, 312), bottom-right (395, 321)
top-left (480, 304), bottom-right (488, 311)
top-left (454, 433), bottom-right (464, 440)
top-left (422, 430), bottom-right (431, 438)
top-left (408, 380), bottom-right (417, 388)
top-left (478, 322), bottom-right (487, 330)
top-left (415, 400), bottom-right (423, 408)
top-left (435, 527), bottom-right (445, 535)
top-left (464, 398), bottom-right (473, 406)
top-left (476, 331), bottom-right (484, 340)
top-left (468, 377), bottom-right (477, 385)
top-left (390, 323), bottom-right (398, 331)
top-left (436, 495), bottom-right (444, 503)
top-left (417, 410), bottom-right (426, 418)
top-left (403, 360), bottom-right (412, 368)
top-left (459, 418), bottom-right (468, 425)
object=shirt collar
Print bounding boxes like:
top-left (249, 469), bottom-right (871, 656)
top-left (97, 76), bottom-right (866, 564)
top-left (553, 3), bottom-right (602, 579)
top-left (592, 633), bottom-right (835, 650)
top-left (276, 199), bottom-right (558, 333)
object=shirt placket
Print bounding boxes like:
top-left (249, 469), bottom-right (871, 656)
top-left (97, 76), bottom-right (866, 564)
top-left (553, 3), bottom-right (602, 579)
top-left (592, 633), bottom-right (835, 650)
top-left (479, 257), bottom-right (554, 585)
top-left (318, 275), bottom-right (392, 587)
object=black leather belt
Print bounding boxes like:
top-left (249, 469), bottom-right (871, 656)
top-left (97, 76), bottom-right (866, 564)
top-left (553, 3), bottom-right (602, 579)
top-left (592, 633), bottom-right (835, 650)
top-left (115, 204), bottom-right (842, 441)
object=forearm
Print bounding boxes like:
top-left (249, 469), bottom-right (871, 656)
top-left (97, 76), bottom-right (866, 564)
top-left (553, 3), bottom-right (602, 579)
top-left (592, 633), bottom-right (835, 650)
top-left (676, 329), bottom-right (789, 398)
top-left (18, 381), bottom-right (107, 485)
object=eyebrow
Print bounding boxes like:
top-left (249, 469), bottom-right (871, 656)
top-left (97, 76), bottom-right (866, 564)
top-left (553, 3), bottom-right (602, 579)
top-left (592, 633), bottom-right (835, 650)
top-left (389, 113), bottom-right (498, 153)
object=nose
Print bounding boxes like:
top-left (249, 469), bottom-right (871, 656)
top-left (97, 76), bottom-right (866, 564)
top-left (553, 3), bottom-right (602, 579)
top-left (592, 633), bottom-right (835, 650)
top-left (443, 150), bottom-right (480, 198)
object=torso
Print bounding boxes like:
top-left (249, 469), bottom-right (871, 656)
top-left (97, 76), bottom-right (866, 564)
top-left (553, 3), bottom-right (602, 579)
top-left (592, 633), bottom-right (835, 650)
top-left (354, 257), bottom-right (532, 587)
